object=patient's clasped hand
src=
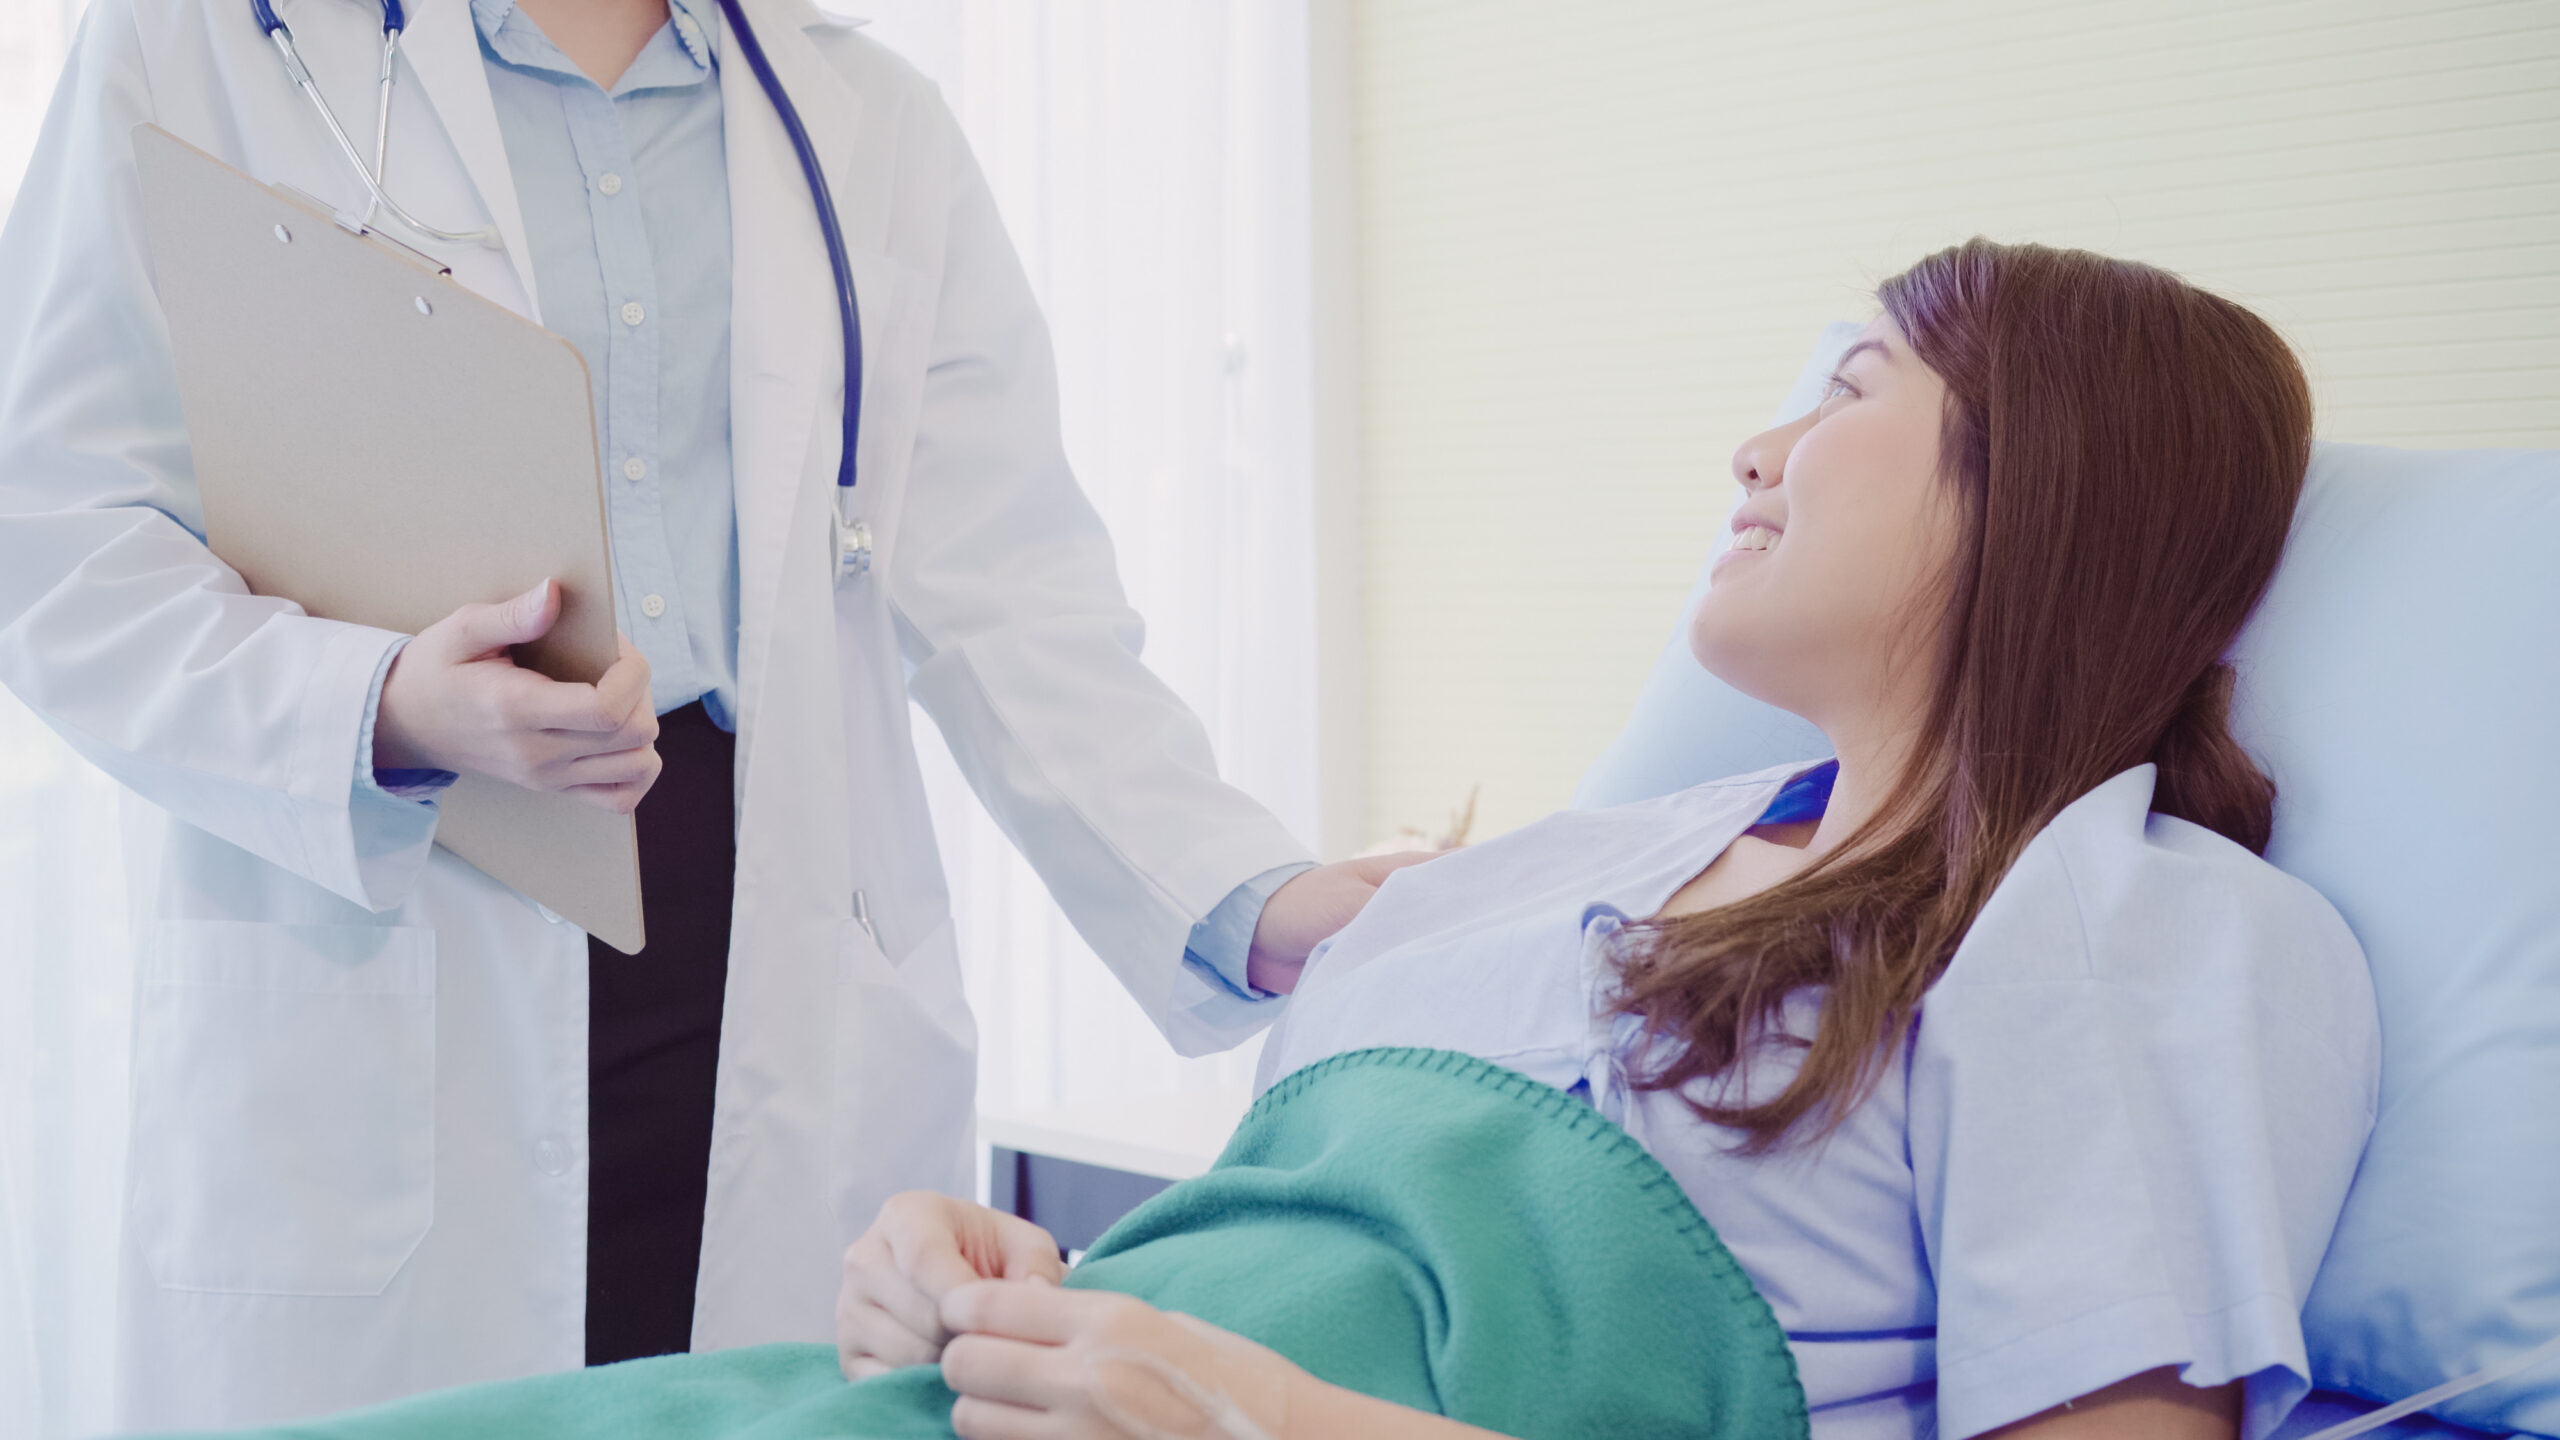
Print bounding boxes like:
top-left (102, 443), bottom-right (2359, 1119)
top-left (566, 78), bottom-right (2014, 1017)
top-left (176, 240), bottom-right (2378, 1440)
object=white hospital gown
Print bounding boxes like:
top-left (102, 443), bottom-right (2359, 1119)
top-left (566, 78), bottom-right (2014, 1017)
top-left (1258, 762), bottom-right (2380, 1440)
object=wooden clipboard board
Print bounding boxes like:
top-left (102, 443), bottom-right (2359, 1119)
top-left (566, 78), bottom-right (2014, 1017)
top-left (132, 124), bottom-right (646, 954)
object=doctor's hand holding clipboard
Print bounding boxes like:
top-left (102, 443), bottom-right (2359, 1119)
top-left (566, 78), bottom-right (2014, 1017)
top-left (372, 579), bottom-right (664, 814)
top-left (0, 0), bottom-right (1401, 1431)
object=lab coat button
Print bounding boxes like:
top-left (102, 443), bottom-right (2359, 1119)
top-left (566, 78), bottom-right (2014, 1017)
top-left (623, 456), bottom-right (647, 481)
top-left (534, 1138), bottom-right (571, 1176)
top-left (621, 301), bottom-right (645, 326)
top-left (641, 593), bottom-right (667, 619)
top-left (597, 172), bottom-right (624, 196)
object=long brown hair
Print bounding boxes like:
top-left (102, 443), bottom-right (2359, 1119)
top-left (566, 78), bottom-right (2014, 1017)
top-left (1614, 238), bottom-right (2312, 1150)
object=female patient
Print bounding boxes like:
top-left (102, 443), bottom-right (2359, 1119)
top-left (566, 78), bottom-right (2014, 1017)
top-left (838, 239), bottom-right (2379, 1440)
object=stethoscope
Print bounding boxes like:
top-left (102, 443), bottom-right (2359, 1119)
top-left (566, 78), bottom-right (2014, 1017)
top-left (250, 0), bottom-right (874, 581)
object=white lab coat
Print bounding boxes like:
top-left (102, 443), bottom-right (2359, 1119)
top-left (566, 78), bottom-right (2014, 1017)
top-left (0, 0), bottom-right (1310, 1430)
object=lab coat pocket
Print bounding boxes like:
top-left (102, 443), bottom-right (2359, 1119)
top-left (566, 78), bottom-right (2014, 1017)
top-left (828, 917), bottom-right (976, 1229)
top-left (131, 919), bottom-right (435, 1296)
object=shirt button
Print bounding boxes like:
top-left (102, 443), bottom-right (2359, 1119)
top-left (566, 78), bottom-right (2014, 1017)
top-left (534, 1137), bottom-right (571, 1176)
top-left (621, 300), bottom-right (645, 326)
top-left (597, 172), bottom-right (624, 196)
top-left (641, 593), bottom-right (667, 619)
top-left (623, 456), bottom-right (647, 481)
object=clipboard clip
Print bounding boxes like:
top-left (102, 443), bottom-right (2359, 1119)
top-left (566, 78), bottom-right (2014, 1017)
top-left (273, 182), bottom-right (453, 278)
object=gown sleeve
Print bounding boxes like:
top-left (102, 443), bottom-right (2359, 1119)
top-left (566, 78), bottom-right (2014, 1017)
top-left (1905, 770), bottom-right (2380, 1440)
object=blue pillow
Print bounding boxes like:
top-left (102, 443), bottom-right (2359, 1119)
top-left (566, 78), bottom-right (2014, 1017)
top-left (1575, 329), bottom-right (2560, 1435)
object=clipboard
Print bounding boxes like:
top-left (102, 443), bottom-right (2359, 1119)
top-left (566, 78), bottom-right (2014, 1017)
top-left (132, 123), bottom-right (646, 954)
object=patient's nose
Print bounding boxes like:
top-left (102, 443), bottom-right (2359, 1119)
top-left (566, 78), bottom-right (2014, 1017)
top-left (1731, 414), bottom-right (1808, 493)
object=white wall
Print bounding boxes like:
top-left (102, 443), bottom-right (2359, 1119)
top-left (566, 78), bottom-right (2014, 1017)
top-left (1352, 0), bottom-right (2560, 844)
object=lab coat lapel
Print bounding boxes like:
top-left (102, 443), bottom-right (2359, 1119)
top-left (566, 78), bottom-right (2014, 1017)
top-left (700, 1), bottom-right (874, 1349)
top-left (394, 0), bottom-right (542, 312)
top-left (722, 0), bottom-right (863, 731)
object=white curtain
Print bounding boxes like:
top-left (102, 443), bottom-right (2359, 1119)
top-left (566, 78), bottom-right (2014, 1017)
top-left (0, 3), bottom-right (1320, 1434)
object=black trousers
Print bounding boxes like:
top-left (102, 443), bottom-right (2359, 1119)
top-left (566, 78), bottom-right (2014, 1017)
top-left (585, 701), bottom-right (736, 1366)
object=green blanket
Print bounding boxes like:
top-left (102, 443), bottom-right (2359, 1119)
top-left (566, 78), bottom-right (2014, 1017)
top-left (187, 1048), bottom-right (1806, 1440)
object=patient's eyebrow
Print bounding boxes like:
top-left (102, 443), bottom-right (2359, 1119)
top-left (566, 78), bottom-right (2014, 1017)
top-left (1836, 338), bottom-right (1891, 369)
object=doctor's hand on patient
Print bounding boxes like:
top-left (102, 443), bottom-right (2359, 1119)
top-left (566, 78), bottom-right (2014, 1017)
top-left (374, 579), bottom-right (663, 814)
top-left (1244, 852), bottom-right (1441, 995)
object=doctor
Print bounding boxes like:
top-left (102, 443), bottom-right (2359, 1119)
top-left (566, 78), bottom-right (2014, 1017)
top-left (0, 0), bottom-right (1407, 1431)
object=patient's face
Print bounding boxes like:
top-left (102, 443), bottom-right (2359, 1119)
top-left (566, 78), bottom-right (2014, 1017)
top-left (1689, 317), bottom-right (1959, 733)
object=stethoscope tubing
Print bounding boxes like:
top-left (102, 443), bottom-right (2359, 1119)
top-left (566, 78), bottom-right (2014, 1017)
top-left (251, 0), bottom-right (500, 247)
top-left (709, 0), bottom-right (862, 496)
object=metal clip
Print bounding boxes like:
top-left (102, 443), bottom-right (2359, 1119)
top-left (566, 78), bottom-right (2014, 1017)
top-left (271, 182), bottom-right (453, 277)
top-left (833, 497), bottom-right (873, 583)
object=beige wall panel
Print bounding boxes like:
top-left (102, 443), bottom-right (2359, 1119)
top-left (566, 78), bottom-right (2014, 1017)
top-left (1353, 0), bottom-right (2559, 845)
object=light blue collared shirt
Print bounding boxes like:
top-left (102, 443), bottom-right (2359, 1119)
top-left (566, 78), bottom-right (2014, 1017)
top-left (356, 0), bottom-right (1296, 996)
top-left (477, 0), bottom-right (740, 728)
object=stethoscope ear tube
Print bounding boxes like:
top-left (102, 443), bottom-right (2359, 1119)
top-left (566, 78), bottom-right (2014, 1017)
top-left (709, 0), bottom-right (863, 504)
top-left (254, 0), bottom-right (499, 247)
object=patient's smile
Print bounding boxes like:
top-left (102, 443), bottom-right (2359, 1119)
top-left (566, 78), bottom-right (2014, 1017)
top-left (1710, 521), bottom-right (1780, 581)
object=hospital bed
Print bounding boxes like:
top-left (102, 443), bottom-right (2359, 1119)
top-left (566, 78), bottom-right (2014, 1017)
top-left (1571, 325), bottom-right (2560, 1439)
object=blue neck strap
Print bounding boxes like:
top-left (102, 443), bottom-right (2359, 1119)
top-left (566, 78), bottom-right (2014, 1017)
top-left (1754, 759), bottom-right (1838, 826)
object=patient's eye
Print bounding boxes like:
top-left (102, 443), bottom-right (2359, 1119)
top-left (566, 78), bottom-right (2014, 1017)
top-left (1819, 372), bottom-right (1857, 403)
